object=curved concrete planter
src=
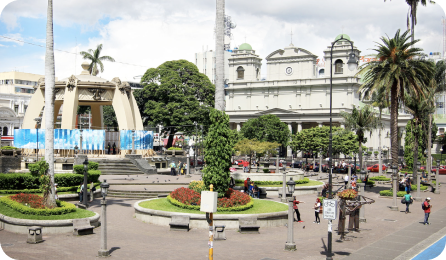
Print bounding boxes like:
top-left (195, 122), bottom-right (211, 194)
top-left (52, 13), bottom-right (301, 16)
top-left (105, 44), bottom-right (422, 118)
top-left (134, 199), bottom-right (288, 229)
top-left (0, 212), bottom-right (100, 234)
top-left (231, 171), bottom-right (304, 182)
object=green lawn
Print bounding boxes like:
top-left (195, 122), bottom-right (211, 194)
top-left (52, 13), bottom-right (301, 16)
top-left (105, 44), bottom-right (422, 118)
top-left (0, 203), bottom-right (95, 220)
top-left (236, 180), bottom-right (323, 188)
top-left (139, 198), bottom-right (288, 215)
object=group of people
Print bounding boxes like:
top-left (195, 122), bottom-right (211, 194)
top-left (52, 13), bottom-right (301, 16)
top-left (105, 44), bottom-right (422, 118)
top-left (170, 161), bottom-right (187, 176)
top-left (292, 197), bottom-right (322, 224)
top-left (106, 142), bottom-right (118, 155)
top-left (243, 177), bottom-right (260, 198)
top-left (77, 182), bottom-right (97, 202)
top-left (401, 191), bottom-right (433, 224)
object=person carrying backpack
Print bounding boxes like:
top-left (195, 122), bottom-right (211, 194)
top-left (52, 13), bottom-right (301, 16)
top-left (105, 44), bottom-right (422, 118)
top-left (403, 191), bottom-right (413, 214)
top-left (422, 198), bottom-right (432, 225)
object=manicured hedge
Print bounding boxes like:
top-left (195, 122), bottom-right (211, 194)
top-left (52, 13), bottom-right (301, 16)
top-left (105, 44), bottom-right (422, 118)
top-left (234, 178), bottom-right (310, 185)
top-left (0, 171), bottom-right (101, 190)
top-left (73, 161), bottom-right (99, 174)
top-left (167, 195), bottom-right (254, 212)
top-left (379, 190), bottom-right (406, 197)
top-left (0, 196), bottom-right (76, 215)
top-left (0, 182), bottom-right (100, 194)
top-left (369, 176), bottom-right (391, 181)
top-left (357, 179), bottom-right (375, 185)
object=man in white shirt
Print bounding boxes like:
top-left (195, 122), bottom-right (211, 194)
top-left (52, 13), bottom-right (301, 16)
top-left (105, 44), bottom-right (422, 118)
top-left (344, 175), bottom-right (349, 189)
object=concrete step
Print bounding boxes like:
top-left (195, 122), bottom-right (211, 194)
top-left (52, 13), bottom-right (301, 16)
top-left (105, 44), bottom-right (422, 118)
top-left (107, 194), bottom-right (159, 199)
top-left (100, 171), bottom-right (142, 175)
top-left (98, 162), bottom-right (135, 166)
top-left (109, 190), bottom-right (172, 194)
top-left (99, 167), bottom-right (140, 171)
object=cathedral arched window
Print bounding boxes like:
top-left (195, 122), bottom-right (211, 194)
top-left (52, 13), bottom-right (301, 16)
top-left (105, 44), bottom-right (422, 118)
top-left (335, 59), bottom-right (343, 74)
top-left (319, 69), bottom-right (325, 77)
top-left (2, 126), bottom-right (8, 136)
top-left (237, 66), bottom-right (245, 79)
top-left (256, 68), bottom-right (260, 79)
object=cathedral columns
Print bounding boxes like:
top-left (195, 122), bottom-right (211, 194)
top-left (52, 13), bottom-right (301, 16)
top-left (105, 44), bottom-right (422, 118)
top-left (318, 122), bottom-right (323, 127)
top-left (61, 85), bottom-right (79, 129)
top-left (22, 87), bottom-right (45, 129)
top-left (341, 123), bottom-right (345, 129)
top-left (297, 123), bottom-right (302, 132)
top-left (236, 123), bottom-right (241, 131)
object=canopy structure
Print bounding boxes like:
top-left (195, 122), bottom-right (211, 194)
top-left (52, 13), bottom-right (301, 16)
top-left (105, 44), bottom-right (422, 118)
top-left (22, 62), bottom-right (143, 131)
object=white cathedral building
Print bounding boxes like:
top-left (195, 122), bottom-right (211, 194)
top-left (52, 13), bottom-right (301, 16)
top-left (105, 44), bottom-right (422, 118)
top-left (219, 34), bottom-right (412, 157)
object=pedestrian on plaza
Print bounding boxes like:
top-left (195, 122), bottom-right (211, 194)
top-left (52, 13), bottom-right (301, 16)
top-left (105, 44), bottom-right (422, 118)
top-left (54, 183), bottom-right (58, 200)
top-left (244, 177), bottom-right (250, 193)
top-left (313, 198), bottom-right (321, 224)
top-left (89, 182), bottom-right (96, 202)
top-left (112, 142), bottom-right (116, 154)
top-left (403, 190), bottom-right (413, 214)
top-left (344, 174), bottom-right (349, 189)
top-left (229, 176), bottom-right (235, 189)
top-left (405, 177), bottom-right (412, 192)
top-left (423, 197), bottom-right (432, 225)
top-left (293, 196), bottom-right (305, 222)
top-left (78, 182), bottom-right (84, 202)
top-left (107, 142), bottom-right (111, 154)
top-left (243, 160), bottom-right (249, 173)
top-left (252, 185), bottom-right (260, 198)
top-left (352, 173), bottom-right (358, 182)
top-left (170, 161), bottom-right (176, 176)
top-left (178, 161), bottom-right (183, 175)
top-left (322, 183), bottom-right (329, 198)
top-left (351, 179), bottom-right (357, 191)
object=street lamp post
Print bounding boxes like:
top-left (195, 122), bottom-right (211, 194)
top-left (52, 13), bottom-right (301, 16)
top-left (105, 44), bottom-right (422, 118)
top-left (327, 35), bottom-right (358, 260)
top-left (83, 158), bottom-right (89, 207)
top-left (285, 178), bottom-right (296, 251)
top-left (34, 118), bottom-right (41, 161)
top-left (98, 179), bottom-right (110, 257)
top-left (80, 129), bottom-right (83, 155)
top-left (194, 121), bottom-right (198, 174)
top-left (415, 161), bottom-right (421, 201)
top-left (358, 170), bottom-right (366, 222)
top-left (440, 148), bottom-right (443, 166)
top-left (435, 159), bottom-right (440, 194)
top-left (390, 165), bottom-right (399, 211)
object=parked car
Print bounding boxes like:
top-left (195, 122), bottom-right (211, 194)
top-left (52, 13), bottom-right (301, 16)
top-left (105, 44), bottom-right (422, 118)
top-left (233, 159), bottom-right (246, 166)
top-left (292, 161), bottom-right (303, 168)
top-left (190, 159), bottom-right (204, 166)
top-left (431, 166), bottom-right (446, 174)
top-left (367, 164), bottom-right (387, 172)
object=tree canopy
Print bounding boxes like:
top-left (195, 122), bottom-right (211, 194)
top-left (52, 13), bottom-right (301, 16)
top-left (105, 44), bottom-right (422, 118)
top-left (139, 60), bottom-right (215, 148)
top-left (240, 115), bottom-right (290, 147)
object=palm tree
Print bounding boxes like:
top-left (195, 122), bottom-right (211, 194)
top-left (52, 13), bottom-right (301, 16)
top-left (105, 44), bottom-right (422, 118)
top-left (385, 0), bottom-right (435, 42)
top-left (80, 44), bottom-right (115, 76)
top-left (358, 29), bottom-right (434, 209)
top-left (340, 105), bottom-right (381, 171)
top-left (44, 0), bottom-right (56, 208)
top-left (370, 86), bottom-right (389, 175)
top-left (215, 0), bottom-right (225, 111)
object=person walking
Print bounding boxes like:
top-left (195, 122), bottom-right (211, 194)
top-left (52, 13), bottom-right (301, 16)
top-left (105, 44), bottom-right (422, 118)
top-left (423, 197), bottom-right (432, 225)
top-left (170, 161), bottom-right (176, 176)
top-left (313, 198), bottom-right (321, 224)
top-left (229, 176), bottom-right (235, 189)
top-left (344, 174), bottom-right (349, 189)
top-left (293, 196), bottom-right (305, 222)
top-left (54, 183), bottom-right (58, 200)
top-left (107, 142), bottom-right (111, 154)
top-left (178, 161), bottom-right (183, 175)
top-left (404, 190), bottom-right (413, 214)
top-left (78, 182), bottom-right (84, 202)
top-left (405, 177), bottom-right (412, 192)
top-left (112, 142), bottom-right (116, 154)
top-left (244, 178), bottom-right (250, 193)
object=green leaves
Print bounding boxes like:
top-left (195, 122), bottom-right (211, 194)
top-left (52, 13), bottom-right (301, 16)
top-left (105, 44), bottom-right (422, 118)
top-left (202, 109), bottom-right (233, 197)
top-left (240, 115), bottom-right (290, 147)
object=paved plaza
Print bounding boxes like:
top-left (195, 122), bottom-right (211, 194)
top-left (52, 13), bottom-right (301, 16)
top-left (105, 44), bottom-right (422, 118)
top-left (0, 171), bottom-right (445, 260)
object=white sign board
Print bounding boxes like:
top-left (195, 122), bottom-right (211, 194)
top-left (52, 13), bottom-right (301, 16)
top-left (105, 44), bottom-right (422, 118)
top-left (200, 191), bottom-right (217, 213)
top-left (323, 199), bottom-right (337, 220)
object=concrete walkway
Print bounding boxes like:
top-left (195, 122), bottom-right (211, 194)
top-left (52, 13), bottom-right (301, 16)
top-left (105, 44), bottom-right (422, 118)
top-left (0, 172), bottom-right (444, 260)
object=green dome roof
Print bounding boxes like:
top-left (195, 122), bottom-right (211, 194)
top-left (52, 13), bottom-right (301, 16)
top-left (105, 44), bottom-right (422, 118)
top-left (239, 43), bottom-right (252, 50)
top-left (335, 34), bottom-right (351, 41)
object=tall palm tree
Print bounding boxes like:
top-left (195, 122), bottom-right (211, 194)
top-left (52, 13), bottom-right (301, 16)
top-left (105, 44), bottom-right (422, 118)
top-left (45, 0), bottom-right (56, 208)
top-left (358, 29), bottom-right (434, 209)
top-left (80, 44), bottom-right (115, 76)
top-left (215, 0), bottom-right (225, 111)
top-left (340, 105), bottom-right (381, 171)
top-left (370, 86), bottom-right (389, 175)
top-left (385, 0), bottom-right (435, 42)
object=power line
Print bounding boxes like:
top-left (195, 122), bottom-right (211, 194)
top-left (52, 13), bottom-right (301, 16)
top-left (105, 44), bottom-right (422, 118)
top-left (0, 35), bottom-right (148, 68)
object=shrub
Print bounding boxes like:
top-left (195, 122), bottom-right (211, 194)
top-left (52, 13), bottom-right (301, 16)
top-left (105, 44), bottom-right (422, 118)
top-left (28, 160), bottom-right (49, 177)
top-left (167, 147), bottom-right (182, 150)
top-left (234, 178), bottom-right (309, 186)
top-left (188, 180), bottom-right (207, 193)
top-left (167, 191), bottom-right (254, 212)
top-left (263, 168), bottom-right (270, 173)
top-left (0, 172), bottom-right (101, 190)
top-left (0, 146), bottom-right (17, 150)
top-left (0, 195), bottom-right (76, 215)
top-left (73, 161), bottom-right (99, 174)
top-left (169, 187), bottom-right (201, 206)
top-left (411, 184), bottom-right (428, 191)
top-left (369, 176), bottom-right (390, 181)
top-left (379, 190), bottom-right (406, 197)
top-left (357, 179), bottom-right (375, 186)
top-left (337, 189), bottom-right (358, 200)
top-left (10, 193), bottom-right (45, 209)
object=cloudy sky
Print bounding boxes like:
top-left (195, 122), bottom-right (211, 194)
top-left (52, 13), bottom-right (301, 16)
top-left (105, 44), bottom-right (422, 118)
top-left (0, 0), bottom-right (445, 81)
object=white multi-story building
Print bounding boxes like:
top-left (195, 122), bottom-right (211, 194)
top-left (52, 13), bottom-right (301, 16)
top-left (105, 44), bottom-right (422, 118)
top-left (0, 71), bottom-right (43, 146)
top-left (194, 49), bottom-right (233, 85)
top-left (224, 34), bottom-right (411, 157)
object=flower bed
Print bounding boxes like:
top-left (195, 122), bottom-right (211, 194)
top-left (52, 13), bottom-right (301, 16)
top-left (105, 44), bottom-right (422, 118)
top-left (337, 189), bottom-right (358, 200)
top-left (188, 180), bottom-right (207, 193)
top-left (168, 187), bottom-right (253, 212)
top-left (0, 194), bottom-right (76, 215)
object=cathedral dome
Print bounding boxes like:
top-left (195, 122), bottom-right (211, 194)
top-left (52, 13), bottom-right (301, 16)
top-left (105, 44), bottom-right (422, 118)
top-left (334, 34), bottom-right (351, 41)
top-left (239, 43), bottom-right (252, 50)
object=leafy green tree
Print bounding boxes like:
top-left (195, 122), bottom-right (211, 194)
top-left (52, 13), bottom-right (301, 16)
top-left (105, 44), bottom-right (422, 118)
top-left (80, 44), bottom-right (115, 76)
top-left (203, 109), bottom-right (233, 197)
top-left (340, 105), bottom-right (380, 170)
top-left (233, 139), bottom-right (280, 171)
top-left (404, 119), bottom-right (425, 169)
top-left (357, 29), bottom-right (433, 166)
top-left (103, 105), bottom-right (118, 131)
top-left (240, 115), bottom-right (290, 147)
top-left (140, 60), bottom-right (215, 148)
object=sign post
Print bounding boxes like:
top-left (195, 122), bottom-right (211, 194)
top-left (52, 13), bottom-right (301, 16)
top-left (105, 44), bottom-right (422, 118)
top-left (323, 199), bottom-right (338, 220)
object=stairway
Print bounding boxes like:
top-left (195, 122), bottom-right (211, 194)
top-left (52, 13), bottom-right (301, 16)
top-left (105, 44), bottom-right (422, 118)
top-left (107, 189), bottom-right (170, 199)
top-left (97, 159), bottom-right (144, 175)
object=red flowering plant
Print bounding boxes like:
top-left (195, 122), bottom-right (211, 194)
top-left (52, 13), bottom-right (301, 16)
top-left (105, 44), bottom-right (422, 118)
top-left (337, 189), bottom-right (358, 200)
top-left (169, 187), bottom-right (251, 209)
top-left (170, 187), bottom-right (201, 205)
top-left (10, 193), bottom-right (45, 209)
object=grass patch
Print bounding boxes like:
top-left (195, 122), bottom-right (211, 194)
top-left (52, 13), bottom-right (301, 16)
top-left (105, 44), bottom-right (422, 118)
top-left (139, 198), bottom-right (288, 215)
top-left (0, 202), bottom-right (95, 220)
top-left (235, 180), bottom-right (323, 188)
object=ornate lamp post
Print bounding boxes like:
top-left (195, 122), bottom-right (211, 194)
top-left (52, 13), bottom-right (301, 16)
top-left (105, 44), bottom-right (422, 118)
top-left (440, 148), bottom-right (443, 166)
top-left (83, 158), bottom-right (89, 207)
top-left (98, 179), bottom-right (110, 257)
top-left (390, 165), bottom-right (399, 211)
top-left (74, 145), bottom-right (79, 155)
top-left (358, 170), bottom-right (366, 222)
top-left (285, 177), bottom-right (296, 251)
top-left (34, 118), bottom-right (41, 161)
top-left (327, 35), bottom-right (358, 260)
top-left (435, 159), bottom-right (440, 194)
top-left (415, 161), bottom-right (421, 201)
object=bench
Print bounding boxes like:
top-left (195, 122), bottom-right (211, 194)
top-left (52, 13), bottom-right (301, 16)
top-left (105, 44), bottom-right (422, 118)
top-left (239, 217), bottom-right (260, 234)
top-left (73, 218), bottom-right (94, 236)
top-left (169, 215), bottom-right (190, 232)
top-left (214, 225), bottom-right (226, 240)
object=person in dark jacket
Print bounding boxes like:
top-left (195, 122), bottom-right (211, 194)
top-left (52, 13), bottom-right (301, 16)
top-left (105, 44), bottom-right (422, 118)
top-left (113, 142), bottom-right (116, 154)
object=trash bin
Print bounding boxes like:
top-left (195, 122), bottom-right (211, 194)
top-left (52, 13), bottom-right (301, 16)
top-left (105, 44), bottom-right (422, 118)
top-left (27, 226), bottom-right (43, 244)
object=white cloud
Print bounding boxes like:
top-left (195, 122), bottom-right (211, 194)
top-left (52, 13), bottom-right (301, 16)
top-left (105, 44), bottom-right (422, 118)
top-left (0, 32), bottom-right (23, 45)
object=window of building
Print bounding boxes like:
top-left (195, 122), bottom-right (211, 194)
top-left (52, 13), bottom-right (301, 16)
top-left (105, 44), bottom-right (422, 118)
top-left (237, 66), bottom-right (245, 79)
top-left (24, 105), bottom-right (28, 112)
top-left (14, 105), bottom-right (18, 113)
top-left (2, 127), bottom-right (7, 136)
top-left (335, 60), bottom-right (343, 74)
top-left (437, 102), bottom-right (444, 108)
top-left (440, 128), bottom-right (445, 135)
top-left (319, 69), bottom-right (325, 76)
